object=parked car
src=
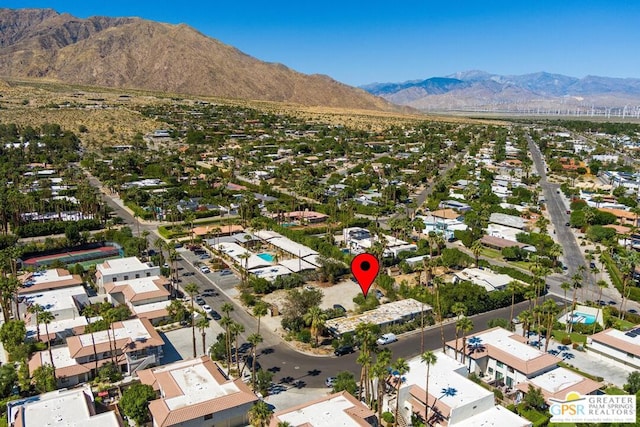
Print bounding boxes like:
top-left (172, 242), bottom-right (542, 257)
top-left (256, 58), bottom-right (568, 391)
top-left (334, 345), bottom-right (354, 356)
top-left (210, 310), bottom-right (222, 320)
top-left (202, 304), bottom-right (213, 314)
top-left (195, 297), bottom-right (206, 306)
top-left (220, 269), bottom-right (233, 276)
top-left (199, 253), bottom-right (211, 259)
top-left (202, 289), bottom-right (218, 297)
top-left (333, 304), bottom-right (346, 313)
top-left (374, 289), bottom-right (384, 299)
top-left (628, 309), bottom-right (638, 314)
top-left (325, 377), bottom-right (336, 387)
top-left (376, 333), bottom-right (397, 345)
top-left (200, 266), bottom-right (211, 273)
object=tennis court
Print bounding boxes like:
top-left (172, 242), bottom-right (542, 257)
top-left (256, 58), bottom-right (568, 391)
top-left (23, 245), bottom-right (122, 268)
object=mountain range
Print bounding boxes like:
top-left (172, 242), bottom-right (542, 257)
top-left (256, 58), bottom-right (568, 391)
top-left (362, 70), bottom-right (640, 113)
top-left (0, 8), bottom-right (395, 111)
top-left (1, 8), bottom-right (638, 115)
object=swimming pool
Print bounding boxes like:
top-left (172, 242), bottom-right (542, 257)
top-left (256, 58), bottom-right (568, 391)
top-left (257, 253), bottom-right (275, 262)
top-left (569, 312), bottom-right (596, 325)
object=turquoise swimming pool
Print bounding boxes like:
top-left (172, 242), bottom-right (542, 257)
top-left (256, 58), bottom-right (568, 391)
top-left (257, 253), bottom-right (275, 262)
top-left (569, 312), bottom-right (597, 325)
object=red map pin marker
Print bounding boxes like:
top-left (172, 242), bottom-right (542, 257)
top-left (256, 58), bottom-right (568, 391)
top-left (351, 253), bottom-right (379, 298)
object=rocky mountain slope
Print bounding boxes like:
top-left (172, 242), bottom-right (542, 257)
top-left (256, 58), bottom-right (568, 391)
top-left (0, 8), bottom-right (394, 111)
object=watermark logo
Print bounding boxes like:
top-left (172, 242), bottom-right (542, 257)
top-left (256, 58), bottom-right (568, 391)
top-left (549, 391), bottom-right (636, 423)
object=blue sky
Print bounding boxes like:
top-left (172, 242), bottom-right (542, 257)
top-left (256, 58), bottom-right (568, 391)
top-left (4, 1), bottom-right (640, 86)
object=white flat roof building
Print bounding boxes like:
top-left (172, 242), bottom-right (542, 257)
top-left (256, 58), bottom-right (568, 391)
top-left (589, 325), bottom-right (640, 371)
top-left (18, 268), bottom-right (83, 294)
top-left (138, 356), bottom-right (257, 427)
top-left (446, 327), bottom-right (560, 387)
top-left (454, 268), bottom-right (520, 292)
top-left (96, 257), bottom-right (160, 287)
top-left (24, 285), bottom-right (88, 318)
top-left (516, 366), bottom-right (603, 404)
top-left (7, 384), bottom-right (121, 427)
top-left (270, 391), bottom-right (376, 427)
top-left (326, 298), bottom-right (431, 337)
top-left (400, 352), bottom-right (531, 426)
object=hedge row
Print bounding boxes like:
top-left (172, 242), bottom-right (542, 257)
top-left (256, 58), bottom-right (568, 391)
top-left (15, 219), bottom-right (102, 238)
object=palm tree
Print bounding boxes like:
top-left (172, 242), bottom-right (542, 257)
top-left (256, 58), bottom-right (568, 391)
top-left (82, 305), bottom-right (100, 376)
top-left (230, 321), bottom-right (245, 375)
top-left (248, 400), bottom-right (273, 427)
top-left (433, 277), bottom-right (447, 352)
top-left (303, 305), bottom-right (327, 347)
top-left (39, 310), bottom-right (57, 384)
top-left (470, 239), bottom-right (482, 267)
top-left (247, 332), bottom-right (263, 389)
top-left (221, 302), bottom-right (235, 373)
top-left (253, 300), bottom-right (268, 335)
top-left (371, 348), bottom-right (391, 421)
top-left (27, 303), bottom-right (44, 341)
top-left (506, 281), bottom-right (523, 330)
top-left (238, 252), bottom-right (251, 289)
top-left (420, 351), bottom-right (437, 424)
top-left (195, 314), bottom-right (210, 355)
top-left (391, 358), bottom-right (410, 427)
top-left (451, 302), bottom-right (466, 320)
top-left (542, 299), bottom-right (559, 352)
top-left (184, 282), bottom-right (200, 358)
top-left (457, 317), bottom-right (473, 364)
top-left (428, 387), bottom-right (458, 425)
top-left (558, 281), bottom-right (571, 331)
top-left (355, 322), bottom-right (380, 404)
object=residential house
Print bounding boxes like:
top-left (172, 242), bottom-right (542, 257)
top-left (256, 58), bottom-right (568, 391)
top-left (270, 391), bottom-right (377, 427)
top-left (588, 325), bottom-right (640, 371)
top-left (453, 268), bottom-right (522, 292)
top-left (95, 257), bottom-right (160, 291)
top-left (23, 286), bottom-right (90, 342)
top-left (104, 276), bottom-right (171, 325)
top-left (515, 366), bottom-right (603, 405)
top-left (29, 317), bottom-right (164, 387)
top-left (7, 384), bottom-right (122, 427)
top-left (18, 268), bottom-right (83, 295)
top-left (397, 353), bottom-right (531, 427)
top-left (137, 356), bottom-right (258, 427)
top-left (445, 327), bottom-right (560, 389)
top-left (598, 208), bottom-right (640, 228)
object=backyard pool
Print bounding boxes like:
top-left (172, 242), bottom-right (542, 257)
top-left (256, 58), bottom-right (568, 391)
top-left (568, 312), bottom-right (596, 325)
top-left (257, 253), bottom-right (275, 262)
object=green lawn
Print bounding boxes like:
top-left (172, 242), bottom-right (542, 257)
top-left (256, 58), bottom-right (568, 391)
top-left (605, 386), bottom-right (627, 395)
top-left (480, 247), bottom-right (503, 259)
top-left (552, 330), bottom-right (587, 344)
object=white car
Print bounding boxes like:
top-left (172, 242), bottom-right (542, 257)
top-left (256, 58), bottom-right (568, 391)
top-left (200, 266), bottom-right (211, 273)
top-left (202, 305), bottom-right (213, 314)
top-left (376, 333), bottom-right (398, 345)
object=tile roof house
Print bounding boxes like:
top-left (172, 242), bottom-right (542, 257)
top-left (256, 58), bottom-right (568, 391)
top-left (398, 353), bottom-right (531, 427)
top-left (18, 268), bottom-right (83, 295)
top-left (515, 366), bottom-right (603, 404)
top-left (104, 276), bottom-right (171, 325)
top-left (445, 327), bottom-right (560, 389)
top-left (137, 356), bottom-right (258, 427)
top-left (29, 317), bottom-right (164, 388)
top-left (270, 391), bottom-right (377, 426)
top-left (588, 325), bottom-right (640, 371)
